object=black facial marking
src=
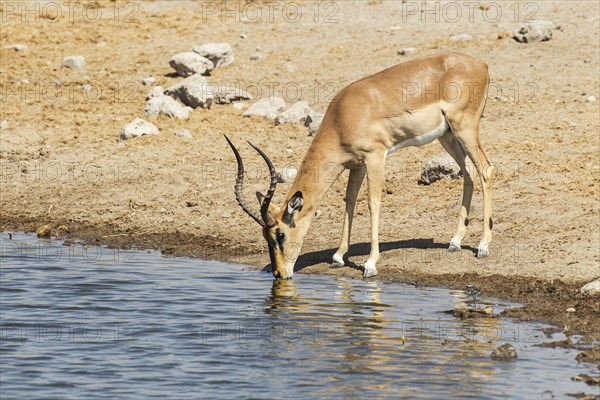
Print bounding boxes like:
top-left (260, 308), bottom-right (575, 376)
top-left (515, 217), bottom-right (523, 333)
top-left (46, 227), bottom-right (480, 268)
top-left (489, 218), bottom-right (493, 230)
top-left (268, 242), bottom-right (277, 271)
top-left (464, 217), bottom-right (469, 227)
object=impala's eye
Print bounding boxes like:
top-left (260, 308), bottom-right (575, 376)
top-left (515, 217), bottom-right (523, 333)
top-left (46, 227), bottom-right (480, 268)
top-left (276, 231), bottom-right (285, 243)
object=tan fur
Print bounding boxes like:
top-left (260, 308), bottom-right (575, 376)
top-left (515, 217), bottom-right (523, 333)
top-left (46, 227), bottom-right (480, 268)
top-left (254, 53), bottom-right (494, 279)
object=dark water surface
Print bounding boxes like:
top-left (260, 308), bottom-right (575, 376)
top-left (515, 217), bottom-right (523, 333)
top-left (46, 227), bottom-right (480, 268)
top-left (0, 234), bottom-right (596, 399)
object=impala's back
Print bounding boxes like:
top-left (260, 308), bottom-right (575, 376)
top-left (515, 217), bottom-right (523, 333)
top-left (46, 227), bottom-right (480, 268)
top-left (316, 53), bottom-right (489, 165)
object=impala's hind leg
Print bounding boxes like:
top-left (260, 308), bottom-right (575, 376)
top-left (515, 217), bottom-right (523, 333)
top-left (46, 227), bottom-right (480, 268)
top-left (452, 122), bottom-right (495, 258)
top-left (332, 167), bottom-right (366, 267)
top-left (438, 132), bottom-right (473, 252)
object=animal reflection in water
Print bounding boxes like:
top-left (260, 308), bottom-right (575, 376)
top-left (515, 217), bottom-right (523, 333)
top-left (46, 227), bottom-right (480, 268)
top-left (264, 279), bottom-right (504, 394)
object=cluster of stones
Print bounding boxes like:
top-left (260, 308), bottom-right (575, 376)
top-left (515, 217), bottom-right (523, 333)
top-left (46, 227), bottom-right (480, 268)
top-left (117, 42), bottom-right (324, 141)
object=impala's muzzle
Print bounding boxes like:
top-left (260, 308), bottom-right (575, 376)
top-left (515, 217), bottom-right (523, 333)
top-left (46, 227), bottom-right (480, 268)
top-left (269, 245), bottom-right (295, 279)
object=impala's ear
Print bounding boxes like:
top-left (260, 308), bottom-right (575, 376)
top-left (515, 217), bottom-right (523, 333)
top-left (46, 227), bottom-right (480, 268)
top-left (256, 191), bottom-right (265, 205)
top-left (256, 192), bottom-right (278, 215)
top-left (282, 191), bottom-right (303, 226)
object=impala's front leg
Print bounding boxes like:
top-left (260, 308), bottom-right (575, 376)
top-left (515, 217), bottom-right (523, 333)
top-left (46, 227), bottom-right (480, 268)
top-left (364, 152), bottom-right (386, 278)
top-left (332, 167), bottom-right (366, 267)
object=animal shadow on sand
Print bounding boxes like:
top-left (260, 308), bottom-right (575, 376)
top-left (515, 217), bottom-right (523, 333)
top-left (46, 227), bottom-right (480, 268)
top-left (261, 238), bottom-right (478, 276)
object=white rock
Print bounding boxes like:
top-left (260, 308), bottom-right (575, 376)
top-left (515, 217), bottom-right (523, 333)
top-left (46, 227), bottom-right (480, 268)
top-left (513, 20), bottom-right (555, 43)
top-left (587, 95), bottom-right (597, 103)
top-left (192, 43), bottom-right (234, 68)
top-left (120, 118), bottom-right (160, 140)
top-left (174, 129), bottom-right (193, 139)
top-left (144, 95), bottom-right (190, 120)
top-left (566, 307), bottom-right (576, 313)
top-left (397, 47), bottom-right (417, 55)
top-left (3, 44), bottom-right (27, 51)
top-left (166, 74), bottom-right (213, 109)
top-left (276, 168), bottom-right (298, 183)
top-left (142, 77), bottom-right (156, 86)
top-left (449, 34), bottom-right (472, 41)
top-left (580, 278), bottom-right (600, 296)
top-left (147, 86), bottom-right (165, 99)
top-left (275, 101), bottom-right (313, 125)
top-left (243, 97), bottom-right (286, 119)
top-left (250, 52), bottom-right (265, 61)
top-left (61, 55), bottom-right (86, 70)
top-left (169, 52), bottom-right (214, 77)
top-left (490, 343), bottom-right (517, 361)
top-left (232, 103), bottom-right (246, 111)
top-left (0, 120), bottom-right (9, 130)
top-left (305, 111), bottom-right (325, 136)
top-left (420, 153), bottom-right (462, 185)
top-left (215, 86), bottom-right (253, 104)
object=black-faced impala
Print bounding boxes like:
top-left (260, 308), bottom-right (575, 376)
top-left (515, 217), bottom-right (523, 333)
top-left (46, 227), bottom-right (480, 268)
top-left (226, 52), bottom-right (494, 279)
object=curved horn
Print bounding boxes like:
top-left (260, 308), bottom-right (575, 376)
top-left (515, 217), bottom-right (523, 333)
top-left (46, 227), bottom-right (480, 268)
top-left (224, 135), bottom-right (265, 228)
top-left (247, 141), bottom-right (278, 228)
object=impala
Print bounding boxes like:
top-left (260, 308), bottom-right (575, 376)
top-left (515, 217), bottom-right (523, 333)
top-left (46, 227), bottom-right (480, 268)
top-left (226, 53), bottom-right (494, 279)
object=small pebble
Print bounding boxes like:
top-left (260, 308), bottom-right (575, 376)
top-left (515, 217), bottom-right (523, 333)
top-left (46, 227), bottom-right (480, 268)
top-left (143, 77), bottom-right (156, 86)
top-left (36, 224), bottom-right (52, 238)
top-left (397, 47), bottom-right (417, 55)
top-left (56, 225), bottom-right (70, 237)
top-left (175, 129), bottom-right (193, 139)
top-left (449, 34), bottom-right (472, 41)
top-left (490, 343), bottom-right (517, 361)
top-left (587, 95), bottom-right (597, 103)
top-left (565, 307), bottom-right (576, 313)
top-left (61, 55), bottom-right (86, 70)
top-left (3, 44), bottom-right (28, 51)
top-left (276, 168), bottom-right (298, 183)
top-left (580, 278), bottom-right (600, 296)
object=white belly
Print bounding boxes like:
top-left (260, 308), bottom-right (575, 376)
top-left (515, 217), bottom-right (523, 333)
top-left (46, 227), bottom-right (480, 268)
top-left (385, 117), bottom-right (448, 157)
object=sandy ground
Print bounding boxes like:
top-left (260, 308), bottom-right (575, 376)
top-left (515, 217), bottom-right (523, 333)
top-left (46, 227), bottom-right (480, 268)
top-left (1, 1), bottom-right (599, 342)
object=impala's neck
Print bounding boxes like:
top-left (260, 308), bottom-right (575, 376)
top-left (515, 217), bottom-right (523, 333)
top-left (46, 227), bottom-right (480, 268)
top-left (284, 133), bottom-right (343, 225)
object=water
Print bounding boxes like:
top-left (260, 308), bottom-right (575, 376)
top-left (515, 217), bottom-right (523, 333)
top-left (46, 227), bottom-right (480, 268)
top-left (0, 234), bottom-right (597, 399)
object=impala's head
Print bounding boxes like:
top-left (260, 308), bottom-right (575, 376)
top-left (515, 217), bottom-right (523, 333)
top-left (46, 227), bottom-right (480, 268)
top-left (225, 136), bottom-right (305, 279)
